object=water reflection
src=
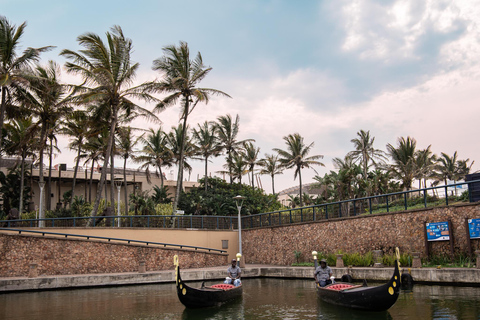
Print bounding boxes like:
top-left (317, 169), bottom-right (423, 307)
top-left (1, 278), bottom-right (480, 319)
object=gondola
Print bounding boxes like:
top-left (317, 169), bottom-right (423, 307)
top-left (315, 248), bottom-right (401, 312)
top-left (174, 255), bottom-right (243, 308)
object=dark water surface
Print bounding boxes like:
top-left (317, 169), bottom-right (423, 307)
top-left (2, 278), bottom-right (480, 320)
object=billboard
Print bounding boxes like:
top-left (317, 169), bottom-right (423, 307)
top-left (426, 221), bottom-right (450, 241)
top-left (468, 218), bottom-right (480, 239)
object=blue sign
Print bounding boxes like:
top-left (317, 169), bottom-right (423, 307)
top-left (468, 219), bottom-right (480, 239)
top-left (426, 221), bottom-right (450, 241)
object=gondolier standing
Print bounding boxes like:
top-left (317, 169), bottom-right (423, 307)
top-left (224, 259), bottom-right (242, 286)
top-left (315, 259), bottom-right (333, 287)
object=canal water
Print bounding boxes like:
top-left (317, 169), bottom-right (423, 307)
top-left (2, 278), bottom-right (480, 320)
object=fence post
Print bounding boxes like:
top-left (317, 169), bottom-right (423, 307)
top-left (445, 186), bottom-right (449, 205)
top-left (404, 193), bottom-right (408, 210)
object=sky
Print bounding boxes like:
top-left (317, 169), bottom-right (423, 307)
top-left (3, 0), bottom-right (480, 194)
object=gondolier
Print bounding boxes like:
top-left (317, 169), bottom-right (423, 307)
top-left (314, 259), bottom-right (333, 287)
top-left (224, 259), bottom-right (242, 286)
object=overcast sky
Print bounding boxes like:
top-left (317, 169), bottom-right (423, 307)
top-left (3, 0), bottom-right (480, 194)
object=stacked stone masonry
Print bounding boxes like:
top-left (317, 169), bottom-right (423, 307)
top-left (243, 203), bottom-right (480, 265)
top-left (0, 234), bottom-right (227, 277)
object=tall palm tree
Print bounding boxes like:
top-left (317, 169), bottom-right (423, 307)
top-left (60, 25), bottom-right (158, 218)
top-left (386, 136), bottom-right (417, 191)
top-left (274, 133), bottom-right (325, 207)
top-left (19, 61), bottom-right (71, 224)
top-left (0, 16), bottom-right (52, 159)
top-left (136, 127), bottom-right (173, 188)
top-left (3, 117), bottom-right (37, 213)
top-left (348, 129), bottom-right (386, 182)
top-left (259, 153), bottom-right (284, 195)
top-left (60, 110), bottom-right (91, 208)
top-left (116, 126), bottom-right (142, 215)
top-left (242, 141), bottom-right (261, 188)
top-left (215, 114), bottom-right (253, 184)
top-left (192, 121), bottom-right (221, 192)
top-left (152, 41), bottom-right (230, 213)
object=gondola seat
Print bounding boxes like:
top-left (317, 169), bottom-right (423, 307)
top-left (210, 284), bottom-right (235, 290)
top-left (326, 284), bottom-right (357, 291)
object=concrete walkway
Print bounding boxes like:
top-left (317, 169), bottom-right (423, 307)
top-left (1, 265), bottom-right (479, 293)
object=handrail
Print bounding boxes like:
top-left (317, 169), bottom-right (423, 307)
top-left (0, 228), bottom-right (227, 254)
top-left (1, 180), bottom-right (479, 230)
top-left (243, 179), bottom-right (480, 229)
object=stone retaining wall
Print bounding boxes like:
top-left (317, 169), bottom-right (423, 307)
top-left (243, 203), bottom-right (480, 265)
top-left (0, 234), bottom-right (227, 277)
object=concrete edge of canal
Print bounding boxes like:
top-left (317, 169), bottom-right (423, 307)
top-left (1, 265), bottom-right (480, 293)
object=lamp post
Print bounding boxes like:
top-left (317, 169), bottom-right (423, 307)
top-left (233, 195), bottom-right (245, 267)
top-left (114, 178), bottom-right (122, 227)
top-left (38, 181), bottom-right (45, 228)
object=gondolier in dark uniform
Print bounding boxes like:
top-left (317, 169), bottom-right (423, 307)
top-left (315, 259), bottom-right (333, 287)
top-left (224, 259), bottom-right (242, 287)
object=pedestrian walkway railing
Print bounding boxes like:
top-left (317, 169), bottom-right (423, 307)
top-left (0, 228), bottom-right (226, 253)
top-left (0, 214), bottom-right (237, 229)
top-left (1, 180), bottom-right (478, 230)
top-left (242, 180), bottom-right (479, 229)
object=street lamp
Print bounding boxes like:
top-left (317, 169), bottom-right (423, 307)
top-left (38, 181), bottom-right (45, 228)
top-left (114, 178), bottom-right (122, 227)
top-left (233, 195), bottom-right (245, 267)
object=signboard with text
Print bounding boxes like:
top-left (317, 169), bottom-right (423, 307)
top-left (426, 221), bottom-right (450, 241)
top-left (468, 219), bottom-right (480, 239)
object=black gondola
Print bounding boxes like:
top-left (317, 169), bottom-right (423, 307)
top-left (315, 250), bottom-right (401, 312)
top-left (174, 255), bottom-right (243, 308)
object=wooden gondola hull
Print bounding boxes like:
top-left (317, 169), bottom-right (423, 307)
top-left (316, 261), bottom-right (401, 311)
top-left (175, 265), bottom-right (242, 308)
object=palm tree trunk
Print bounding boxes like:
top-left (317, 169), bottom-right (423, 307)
top-left (70, 147), bottom-right (82, 208)
top-left (123, 156), bottom-right (128, 215)
top-left (19, 150), bottom-right (26, 214)
top-left (0, 86), bottom-right (6, 161)
top-left (38, 126), bottom-right (47, 225)
top-left (173, 100), bottom-right (189, 214)
top-left (204, 156), bottom-right (209, 192)
top-left (298, 166), bottom-right (303, 207)
top-left (110, 151), bottom-right (115, 213)
top-left (271, 174), bottom-right (275, 195)
top-left (47, 138), bottom-right (54, 211)
top-left (89, 160), bottom-right (95, 203)
top-left (90, 111), bottom-right (117, 221)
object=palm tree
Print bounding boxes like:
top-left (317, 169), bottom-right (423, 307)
top-left (414, 146), bottom-right (436, 192)
top-left (274, 133), bottom-right (325, 207)
top-left (152, 41), bottom-right (230, 213)
top-left (116, 126), bottom-right (143, 215)
top-left (228, 153), bottom-right (248, 184)
top-left (192, 121), bottom-right (221, 192)
top-left (259, 153), bottom-right (284, 195)
top-left (0, 16), bottom-right (52, 159)
top-left (19, 61), bottom-right (71, 224)
top-left (242, 141), bottom-right (261, 188)
top-left (433, 152), bottom-right (470, 196)
top-left (60, 110), bottom-right (91, 208)
top-left (60, 25), bottom-right (158, 218)
top-left (3, 117), bottom-right (37, 213)
top-left (215, 114), bottom-right (253, 184)
top-left (164, 124), bottom-right (195, 181)
top-left (136, 127), bottom-right (173, 188)
top-left (386, 136), bottom-right (417, 191)
top-left (348, 129), bottom-right (386, 182)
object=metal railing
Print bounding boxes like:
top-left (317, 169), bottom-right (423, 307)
top-left (0, 214), bottom-right (238, 230)
top-left (0, 228), bottom-right (226, 253)
top-left (1, 180), bottom-right (478, 231)
top-left (242, 179), bottom-right (480, 229)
